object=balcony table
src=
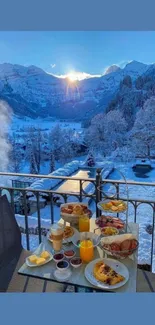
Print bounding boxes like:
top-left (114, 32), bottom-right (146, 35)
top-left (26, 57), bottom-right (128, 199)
top-left (17, 219), bottom-right (139, 293)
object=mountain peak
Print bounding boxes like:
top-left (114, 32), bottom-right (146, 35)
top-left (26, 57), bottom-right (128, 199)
top-left (124, 60), bottom-right (148, 70)
top-left (104, 65), bottom-right (121, 75)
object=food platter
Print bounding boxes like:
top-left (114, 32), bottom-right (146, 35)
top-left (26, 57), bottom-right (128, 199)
top-left (95, 215), bottom-right (125, 230)
top-left (85, 258), bottom-right (129, 290)
top-left (26, 251), bottom-right (53, 267)
top-left (97, 200), bottom-right (127, 213)
top-left (60, 202), bottom-right (92, 226)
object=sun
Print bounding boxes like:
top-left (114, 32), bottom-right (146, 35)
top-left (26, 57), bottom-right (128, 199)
top-left (67, 72), bottom-right (79, 82)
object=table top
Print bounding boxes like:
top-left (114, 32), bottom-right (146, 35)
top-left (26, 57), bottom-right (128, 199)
top-left (18, 220), bottom-right (139, 293)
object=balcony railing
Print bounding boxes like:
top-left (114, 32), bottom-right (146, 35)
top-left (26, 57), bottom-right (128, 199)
top-left (0, 170), bottom-right (155, 272)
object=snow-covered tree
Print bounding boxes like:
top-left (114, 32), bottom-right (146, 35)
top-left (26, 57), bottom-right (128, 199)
top-left (49, 125), bottom-right (78, 163)
top-left (26, 127), bottom-right (43, 174)
top-left (30, 150), bottom-right (37, 174)
top-left (84, 110), bottom-right (127, 156)
top-left (9, 138), bottom-right (22, 172)
top-left (49, 151), bottom-right (55, 173)
top-left (129, 97), bottom-right (155, 156)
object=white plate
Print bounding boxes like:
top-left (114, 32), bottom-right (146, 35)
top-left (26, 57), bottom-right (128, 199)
top-left (26, 252), bottom-right (53, 268)
top-left (53, 269), bottom-right (72, 282)
top-left (85, 258), bottom-right (129, 291)
top-left (47, 226), bottom-right (79, 244)
top-left (97, 200), bottom-right (127, 213)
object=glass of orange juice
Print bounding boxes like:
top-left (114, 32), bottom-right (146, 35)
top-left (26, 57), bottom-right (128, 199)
top-left (80, 239), bottom-right (94, 263)
top-left (79, 215), bottom-right (90, 232)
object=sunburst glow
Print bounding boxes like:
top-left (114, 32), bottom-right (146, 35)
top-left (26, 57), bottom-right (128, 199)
top-left (67, 72), bottom-right (82, 81)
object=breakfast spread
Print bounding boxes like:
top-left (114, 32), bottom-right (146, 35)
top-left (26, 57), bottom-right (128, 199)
top-left (96, 215), bottom-right (124, 229)
top-left (24, 187), bottom-right (136, 291)
top-left (63, 226), bottom-right (74, 239)
top-left (101, 227), bottom-right (119, 236)
top-left (93, 261), bottom-right (125, 285)
top-left (99, 200), bottom-right (127, 212)
top-left (61, 204), bottom-right (91, 217)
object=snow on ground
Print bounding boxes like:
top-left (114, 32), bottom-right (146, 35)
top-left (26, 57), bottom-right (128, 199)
top-left (10, 116), bottom-right (82, 134)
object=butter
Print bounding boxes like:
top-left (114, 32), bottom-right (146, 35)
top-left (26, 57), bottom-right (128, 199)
top-left (40, 251), bottom-right (50, 259)
top-left (35, 257), bottom-right (46, 265)
top-left (28, 255), bottom-right (38, 263)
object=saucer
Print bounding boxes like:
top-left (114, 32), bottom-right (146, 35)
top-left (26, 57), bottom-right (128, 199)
top-left (53, 269), bottom-right (72, 282)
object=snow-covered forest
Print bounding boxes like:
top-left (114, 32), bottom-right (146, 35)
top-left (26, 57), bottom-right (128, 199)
top-left (6, 95), bottom-right (155, 175)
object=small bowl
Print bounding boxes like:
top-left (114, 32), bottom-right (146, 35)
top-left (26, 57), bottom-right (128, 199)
top-left (101, 227), bottom-right (119, 237)
top-left (56, 260), bottom-right (69, 272)
top-left (70, 257), bottom-right (82, 268)
top-left (64, 250), bottom-right (76, 259)
top-left (72, 232), bottom-right (101, 248)
top-left (53, 253), bottom-right (64, 263)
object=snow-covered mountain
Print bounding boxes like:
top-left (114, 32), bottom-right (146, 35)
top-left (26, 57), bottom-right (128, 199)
top-left (104, 65), bottom-right (121, 75)
top-left (0, 60), bottom-right (151, 120)
top-left (105, 62), bottom-right (155, 130)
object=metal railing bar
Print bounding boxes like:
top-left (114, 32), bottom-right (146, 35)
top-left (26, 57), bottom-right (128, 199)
top-left (1, 171), bottom-right (155, 187)
top-left (0, 172), bottom-right (96, 182)
top-left (23, 192), bottom-right (30, 250)
top-left (36, 192), bottom-right (42, 244)
top-left (49, 193), bottom-right (54, 224)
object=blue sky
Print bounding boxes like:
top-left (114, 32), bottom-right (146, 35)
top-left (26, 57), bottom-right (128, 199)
top-left (0, 31), bottom-right (155, 78)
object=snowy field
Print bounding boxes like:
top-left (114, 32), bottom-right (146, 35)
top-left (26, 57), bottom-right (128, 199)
top-left (10, 116), bottom-right (82, 134)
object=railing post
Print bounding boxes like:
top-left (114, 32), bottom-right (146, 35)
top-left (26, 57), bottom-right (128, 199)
top-left (96, 168), bottom-right (102, 219)
top-left (23, 192), bottom-right (30, 250)
top-left (116, 183), bottom-right (119, 218)
top-left (36, 192), bottom-right (42, 244)
top-left (79, 180), bottom-right (82, 202)
top-left (50, 193), bottom-right (54, 224)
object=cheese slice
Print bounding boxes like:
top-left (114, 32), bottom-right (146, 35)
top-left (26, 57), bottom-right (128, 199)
top-left (28, 255), bottom-right (38, 264)
top-left (35, 257), bottom-right (46, 265)
top-left (40, 251), bottom-right (50, 259)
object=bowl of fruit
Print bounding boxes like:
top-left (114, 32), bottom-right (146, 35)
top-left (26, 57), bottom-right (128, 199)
top-left (100, 234), bottom-right (139, 259)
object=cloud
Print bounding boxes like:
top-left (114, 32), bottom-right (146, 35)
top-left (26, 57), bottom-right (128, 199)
top-left (51, 63), bottom-right (56, 68)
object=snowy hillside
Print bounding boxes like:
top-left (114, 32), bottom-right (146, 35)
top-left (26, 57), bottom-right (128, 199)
top-left (0, 60), bottom-right (151, 120)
